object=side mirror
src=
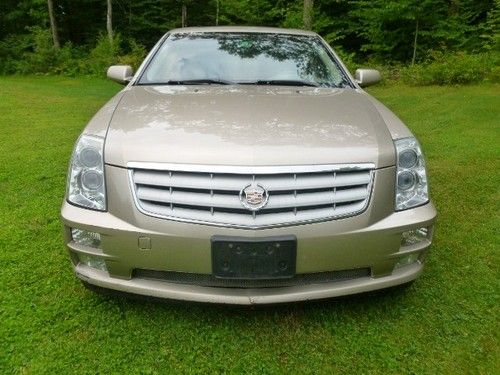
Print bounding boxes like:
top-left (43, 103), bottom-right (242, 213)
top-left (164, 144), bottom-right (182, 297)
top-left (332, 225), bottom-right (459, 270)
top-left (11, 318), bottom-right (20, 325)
top-left (107, 65), bottom-right (134, 85)
top-left (355, 69), bottom-right (381, 87)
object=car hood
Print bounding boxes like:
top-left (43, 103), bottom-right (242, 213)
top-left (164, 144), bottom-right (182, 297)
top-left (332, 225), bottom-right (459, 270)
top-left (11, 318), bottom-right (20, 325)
top-left (105, 85), bottom-right (395, 168)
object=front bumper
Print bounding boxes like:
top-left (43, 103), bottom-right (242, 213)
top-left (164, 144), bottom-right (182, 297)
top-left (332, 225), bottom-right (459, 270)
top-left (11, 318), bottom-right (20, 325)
top-left (75, 262), bottom-right (424, 305)
top-left (61, 165), bottom-right (436, 304)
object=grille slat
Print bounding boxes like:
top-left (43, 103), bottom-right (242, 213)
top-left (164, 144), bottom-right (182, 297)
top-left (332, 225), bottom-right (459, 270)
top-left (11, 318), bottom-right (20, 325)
top-left (133, 169), bottom-right (371, 192)
top-left (130, 165), bottom-right (374, 229)
top-left (139, 200), bottom-right (367, 227)
top-left (136, 185), bottom-right (369, 210)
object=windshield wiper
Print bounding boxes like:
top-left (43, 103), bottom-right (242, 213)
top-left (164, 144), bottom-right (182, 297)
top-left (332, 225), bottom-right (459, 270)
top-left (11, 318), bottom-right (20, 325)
top-left (242, 80), bottom-right (320, 87)
top-left (156, 79), bottom-right (235, 85)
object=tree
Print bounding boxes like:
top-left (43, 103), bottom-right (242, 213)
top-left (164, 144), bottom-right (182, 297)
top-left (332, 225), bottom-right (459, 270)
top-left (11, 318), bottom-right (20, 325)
top-left (47, 0), bottom-right (60, 49)
top-left (215, 0), bottom-right (219, 25)
top-left (411, 19), bottom-right (419, 65)
top-left (107, 0), bottom-right (113, 43)
top-left (181, 4), bottom-right (187, 27)
top-left (303, 0), bottom-right (314, 29)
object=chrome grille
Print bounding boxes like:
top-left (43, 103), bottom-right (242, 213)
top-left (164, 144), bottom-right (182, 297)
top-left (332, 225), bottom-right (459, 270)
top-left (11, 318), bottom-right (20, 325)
top-left (129, 163), bottom-right (374, 229)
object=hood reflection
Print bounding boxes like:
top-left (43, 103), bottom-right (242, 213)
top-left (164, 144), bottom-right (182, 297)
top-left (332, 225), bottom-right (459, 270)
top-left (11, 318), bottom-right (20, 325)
top-left (113, 85), bottom-right (377, 147)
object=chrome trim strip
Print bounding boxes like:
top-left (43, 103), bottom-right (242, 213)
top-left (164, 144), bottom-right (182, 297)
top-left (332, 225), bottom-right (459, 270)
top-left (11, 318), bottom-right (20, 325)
top-left (127, 162), bottom-right (375, 174)
top-left (127, 166), bottom-right (375, 230)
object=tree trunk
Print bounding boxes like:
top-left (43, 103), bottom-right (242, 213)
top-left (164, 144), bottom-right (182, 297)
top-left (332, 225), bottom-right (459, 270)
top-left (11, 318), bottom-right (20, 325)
top-left (411, 19), bottom-right (419, 66)
top-left (303, 0), bottom-right (314, 30)
top-left (47, 0), bottom-right (60, 49)
top-left (215, 0), bottom-right (219, 26)
top-left (107, 0), bottom-right (113, 43)
top-left (182, 5), bottom-right (187, 27)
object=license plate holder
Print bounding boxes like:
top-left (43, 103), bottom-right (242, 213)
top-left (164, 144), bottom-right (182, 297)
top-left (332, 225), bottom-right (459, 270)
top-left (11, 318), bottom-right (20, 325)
top-left (211, 235), bottom-right (296, 279)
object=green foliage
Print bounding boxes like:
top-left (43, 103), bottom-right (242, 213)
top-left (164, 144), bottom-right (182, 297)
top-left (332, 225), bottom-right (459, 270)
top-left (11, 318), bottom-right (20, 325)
top-left (332, 47), bottom-right (357, 73)
top-left (85, 33), bottom-right (122, 76)
top-left (278, 1), bottom-right (303, 29)
top-left (118, 39), bottom-right (147, 71)
top-left (83, 34), bottom-right (146, 76)
top-left (17, 27), bottom-right (59, 73)
top-left (481, 0), bottom-right (500, 51)
top-left (0, 0), bottom-right (498, 84)
top-left (0, 34), bottom-right (32, 74)
top-left (3, 27), bottom-right (80, 76)
top-left (0, 26), bottom-right (146, 77)
top-left (401, 52), bottom-right (500, 85)
top-left (218, 0), bottom-right (288, 27)
top-left (52, 43), bottom-right (87, 76)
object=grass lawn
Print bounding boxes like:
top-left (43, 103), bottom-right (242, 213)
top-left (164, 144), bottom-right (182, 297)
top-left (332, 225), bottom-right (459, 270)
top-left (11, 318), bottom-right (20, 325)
top-left (0, 76), bottom-right (498, 374)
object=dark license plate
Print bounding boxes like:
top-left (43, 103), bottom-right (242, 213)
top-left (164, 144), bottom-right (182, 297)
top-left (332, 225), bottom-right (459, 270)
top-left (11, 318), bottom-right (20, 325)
top-left (211, 235), bottom-right (296, 279)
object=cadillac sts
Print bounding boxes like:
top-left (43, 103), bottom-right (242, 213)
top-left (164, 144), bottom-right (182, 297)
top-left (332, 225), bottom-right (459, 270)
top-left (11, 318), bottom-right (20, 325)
top-left (61, 27), bottom-right (436, 304)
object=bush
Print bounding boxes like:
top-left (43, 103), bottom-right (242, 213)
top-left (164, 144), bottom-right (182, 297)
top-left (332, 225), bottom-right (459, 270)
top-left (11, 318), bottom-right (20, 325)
top-left (333, 47), bottom-right (357, 74)
top-left (118, 39), bottom-right (147, 71)
top-left (83, 33), bottom-right (122, 76)
top-left (0, 27), bottom-right (63, 75)
top-left (401, 52), bottom-right (500, 85)
top-left (82, 34), bottom-right (147, 76)
top-left (0, 28), bottom-right (147, 77)
top-left (24, 27), bottom-right (62, 73)
top-left (52, 43), bottom-right (86, 76)
top-left (0, 34), bottom-right (32, 74)
top-left (0, 28), bottom-right (85, 76)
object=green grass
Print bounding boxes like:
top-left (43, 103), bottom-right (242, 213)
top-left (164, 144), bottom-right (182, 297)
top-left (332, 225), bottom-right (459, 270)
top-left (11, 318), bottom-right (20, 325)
top-left (0, 76), bottom-right (498, 374)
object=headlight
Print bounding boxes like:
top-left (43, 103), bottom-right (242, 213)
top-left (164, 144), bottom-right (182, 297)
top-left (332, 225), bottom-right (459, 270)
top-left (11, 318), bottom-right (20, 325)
top-left (394, 137), bottom-right (429, 210)
top-left (67, 134), bottom-right (106, 211)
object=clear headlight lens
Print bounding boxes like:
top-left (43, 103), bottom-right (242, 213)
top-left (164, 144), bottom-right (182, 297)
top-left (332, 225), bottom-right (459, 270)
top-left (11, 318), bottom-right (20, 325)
top-left (67, 134), bottom-right (106, 210)
top-left (395, 137), bottom-right (429, 210)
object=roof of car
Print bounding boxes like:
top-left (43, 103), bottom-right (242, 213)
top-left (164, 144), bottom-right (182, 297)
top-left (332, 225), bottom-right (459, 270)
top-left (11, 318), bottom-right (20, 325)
top-left (167, 26), bottom-right (318, 37)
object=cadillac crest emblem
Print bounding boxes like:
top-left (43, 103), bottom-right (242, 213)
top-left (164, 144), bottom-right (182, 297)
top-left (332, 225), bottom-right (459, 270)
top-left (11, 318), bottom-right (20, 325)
top-left (239, 184), bottom-right (269, 211)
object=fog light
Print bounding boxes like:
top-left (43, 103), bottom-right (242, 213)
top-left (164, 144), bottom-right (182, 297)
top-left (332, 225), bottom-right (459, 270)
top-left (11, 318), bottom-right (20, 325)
top-left (78, 253), bottom-right (107, 271)
top-left (71, 228), bottom-right (101, 247)
top-left (401, 227), bottom-right (428, 247)
top-left (395, 253), bottom-right (420, 269)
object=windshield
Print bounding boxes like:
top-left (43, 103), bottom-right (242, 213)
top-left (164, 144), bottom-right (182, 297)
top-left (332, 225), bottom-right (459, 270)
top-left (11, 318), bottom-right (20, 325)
top-left (138, 32), bottom-right (352, 88)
